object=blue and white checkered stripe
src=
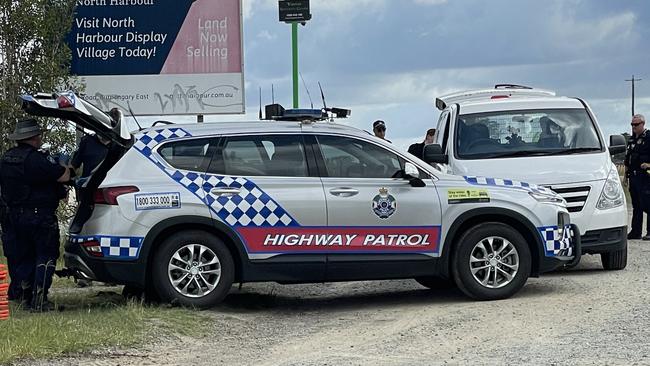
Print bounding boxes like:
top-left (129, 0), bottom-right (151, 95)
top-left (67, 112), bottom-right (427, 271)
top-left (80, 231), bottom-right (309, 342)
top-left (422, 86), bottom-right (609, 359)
top-left (133, 128), bottom-right (299, 228)
top-left (133, 128), bottom-right (192, 156)
top-left (539, 225), bottom-right (574, 257)
top-left (464, 176), bottom-right (553, 194)
top-left (71, 235), bottom-right (144, 260)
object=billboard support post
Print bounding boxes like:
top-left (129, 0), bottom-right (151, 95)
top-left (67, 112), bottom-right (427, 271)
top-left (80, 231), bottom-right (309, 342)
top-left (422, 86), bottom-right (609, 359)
top-left (279, 0), bottom-right (310, 109)
top-left (292, 22), bottom-right (299, 108)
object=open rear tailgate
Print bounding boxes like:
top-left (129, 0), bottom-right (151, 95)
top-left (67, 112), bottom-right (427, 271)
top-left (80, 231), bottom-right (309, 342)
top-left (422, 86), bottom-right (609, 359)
top-left (20, 91), bottom-right (131, 147)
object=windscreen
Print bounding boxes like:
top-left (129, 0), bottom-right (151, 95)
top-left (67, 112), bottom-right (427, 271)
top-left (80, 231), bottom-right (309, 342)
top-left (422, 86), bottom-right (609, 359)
top-left (455, 108), bottom-right (602, 159)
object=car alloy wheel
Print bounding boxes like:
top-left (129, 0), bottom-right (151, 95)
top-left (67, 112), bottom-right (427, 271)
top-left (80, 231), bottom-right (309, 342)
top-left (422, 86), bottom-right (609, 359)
top-left (168, 243), bottom-right (222, 298)
top-left (469, 236), bottom-right (519, 289)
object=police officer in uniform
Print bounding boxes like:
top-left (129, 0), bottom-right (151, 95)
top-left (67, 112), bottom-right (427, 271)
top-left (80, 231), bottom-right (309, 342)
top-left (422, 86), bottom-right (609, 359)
top-left (0, 118), bottom-right (73, 311)
top-left (624, 114), bottom-right (650, 240)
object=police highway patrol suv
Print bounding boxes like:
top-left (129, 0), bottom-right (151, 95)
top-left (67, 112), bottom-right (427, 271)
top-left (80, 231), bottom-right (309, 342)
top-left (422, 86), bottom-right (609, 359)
top-left (22, 92), bottom-right (579, 308)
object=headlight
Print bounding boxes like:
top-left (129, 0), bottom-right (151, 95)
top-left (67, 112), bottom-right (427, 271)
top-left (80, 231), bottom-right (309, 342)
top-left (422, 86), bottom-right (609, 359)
top-left (529, 191), bottom-right (566, 205)
top-left (596, 167), bottom-right (624, 210)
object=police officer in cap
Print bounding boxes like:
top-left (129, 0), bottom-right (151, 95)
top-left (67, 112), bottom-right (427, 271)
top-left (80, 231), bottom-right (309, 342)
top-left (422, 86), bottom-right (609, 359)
top-left (624, 114), bottom-right (650, 240)
top-left (0, 118), bottom-right (73, 311)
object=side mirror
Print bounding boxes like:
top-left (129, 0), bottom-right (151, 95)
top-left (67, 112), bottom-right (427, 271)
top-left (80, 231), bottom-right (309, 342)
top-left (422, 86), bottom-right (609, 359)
top-left (404, 162), bottom-right (419, 177)
top-left (403, 162), bottom-right (425, 187)
top-left (423, 144), bottom-right (448, 164)
top-left (608, 134), bottom-right (626, 156)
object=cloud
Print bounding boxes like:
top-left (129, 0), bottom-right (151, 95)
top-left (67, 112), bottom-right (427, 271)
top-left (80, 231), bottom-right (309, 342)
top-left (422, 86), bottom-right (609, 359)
top-left (413, 0), bottom-right (447, 5)
top-left (257, 29), bottom-right (276, 41)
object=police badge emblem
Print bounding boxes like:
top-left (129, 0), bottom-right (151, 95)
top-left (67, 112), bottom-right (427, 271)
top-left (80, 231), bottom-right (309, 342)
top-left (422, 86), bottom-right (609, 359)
top-left (372, 187), bottom-right (396, 219)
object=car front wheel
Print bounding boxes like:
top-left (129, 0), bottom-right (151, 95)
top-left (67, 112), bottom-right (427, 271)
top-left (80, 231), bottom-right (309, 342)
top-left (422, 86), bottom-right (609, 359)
top-left (152, 230), bottom-right (234, 308)
top-left (451, 222), bottom-right (531, 300)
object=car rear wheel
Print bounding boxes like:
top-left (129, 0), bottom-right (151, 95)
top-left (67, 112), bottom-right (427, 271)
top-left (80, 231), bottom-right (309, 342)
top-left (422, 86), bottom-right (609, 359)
top-left (451, 222), bottom-right (531, 300)
top-left (152, 230), bottom-right (234, 308)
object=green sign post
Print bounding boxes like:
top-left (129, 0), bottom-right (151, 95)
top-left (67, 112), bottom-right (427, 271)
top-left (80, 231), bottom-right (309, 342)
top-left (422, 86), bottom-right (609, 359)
top-left (279, 0), bottom-right (311, 108)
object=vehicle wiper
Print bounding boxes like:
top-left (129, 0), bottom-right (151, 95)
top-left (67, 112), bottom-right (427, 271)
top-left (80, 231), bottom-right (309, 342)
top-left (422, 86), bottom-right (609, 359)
top-left (468, 147), bottom-right (602, 159)
top-left (477, 150), bottom-right (551, 159)
top-left (544, 147), bottom-right (602, 156)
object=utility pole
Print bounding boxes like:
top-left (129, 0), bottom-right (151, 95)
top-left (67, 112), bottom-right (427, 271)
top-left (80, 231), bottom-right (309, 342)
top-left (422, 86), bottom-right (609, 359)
top-left (625, 75), bottom-right (642, 116)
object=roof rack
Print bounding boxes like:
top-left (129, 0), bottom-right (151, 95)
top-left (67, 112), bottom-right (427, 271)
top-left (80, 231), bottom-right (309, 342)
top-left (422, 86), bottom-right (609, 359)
top-left (263, 104), bottom-right (351, 122)
top-left (435, 85), bottom-right (556, 110)
top-left (494, 84), bottom-right (533, 90)
top-left (152, 120), bottom-right (174, 126)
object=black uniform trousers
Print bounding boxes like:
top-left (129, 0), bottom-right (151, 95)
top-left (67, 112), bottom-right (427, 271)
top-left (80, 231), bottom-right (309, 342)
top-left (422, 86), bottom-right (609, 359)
top-left (628, 174), bottom-right (650, 236)
top-left (2, 208), bottom-right (59, 303)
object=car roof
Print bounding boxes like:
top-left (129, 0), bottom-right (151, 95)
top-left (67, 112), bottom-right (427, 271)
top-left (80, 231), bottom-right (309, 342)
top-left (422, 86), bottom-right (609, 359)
top-left (455, 96), bottom-right (586, 115)
top-left (138, 120), bottom-right (372, 138)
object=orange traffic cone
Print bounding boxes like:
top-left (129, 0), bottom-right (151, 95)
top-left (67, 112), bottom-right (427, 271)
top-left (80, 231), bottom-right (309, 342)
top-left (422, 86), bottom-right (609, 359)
top-left (0, 265), bottom-right (8, 320)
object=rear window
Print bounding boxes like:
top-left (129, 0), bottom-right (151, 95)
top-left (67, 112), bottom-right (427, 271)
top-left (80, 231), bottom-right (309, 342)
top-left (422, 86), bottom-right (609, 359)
top-left (455, 108), bottom-right (602, 159)
top-left (158, 138), bottom-right (213, 171)
top-left (208, 135), bottom-right (308, 177)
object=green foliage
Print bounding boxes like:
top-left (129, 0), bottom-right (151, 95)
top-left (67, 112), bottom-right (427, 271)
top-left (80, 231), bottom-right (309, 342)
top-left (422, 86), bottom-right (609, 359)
top-left (0, 0), bottom-right (81, 155)
top-left (0, 0), bottom-right (83, 221)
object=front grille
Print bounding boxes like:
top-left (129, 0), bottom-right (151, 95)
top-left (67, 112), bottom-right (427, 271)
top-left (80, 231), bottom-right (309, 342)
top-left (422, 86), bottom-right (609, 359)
top-left (548, 185), bottom-right (591, 213)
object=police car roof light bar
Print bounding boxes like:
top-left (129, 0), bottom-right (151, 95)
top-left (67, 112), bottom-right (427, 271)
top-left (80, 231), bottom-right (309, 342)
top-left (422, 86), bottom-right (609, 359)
top-left (264, 103), bottom-right (351, 122)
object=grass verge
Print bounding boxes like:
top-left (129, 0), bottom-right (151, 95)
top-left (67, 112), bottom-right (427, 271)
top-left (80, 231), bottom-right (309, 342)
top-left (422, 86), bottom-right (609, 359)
top-left (0, 290), bottom-right (208, 365)
top-left (0, 248), bottom-right (207, 365)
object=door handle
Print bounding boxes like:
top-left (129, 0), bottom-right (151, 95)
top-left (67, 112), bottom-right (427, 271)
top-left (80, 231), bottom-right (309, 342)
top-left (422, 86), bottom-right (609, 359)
top-left (329, 187), bottom-right (359, 197)
top-left (210, 187), bottom-right (241, 196)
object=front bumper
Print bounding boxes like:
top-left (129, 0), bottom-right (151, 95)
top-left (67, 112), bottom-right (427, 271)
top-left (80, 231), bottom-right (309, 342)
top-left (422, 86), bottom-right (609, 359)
top-left (580, 225), bottom-right (627, 254)
top-left (539, 224), bottom-right (582, 273)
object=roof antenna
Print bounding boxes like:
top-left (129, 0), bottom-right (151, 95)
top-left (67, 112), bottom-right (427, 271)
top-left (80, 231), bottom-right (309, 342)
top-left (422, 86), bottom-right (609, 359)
top-left (258, 87), bottom-right (263, 120)
top-left (318, 82), bottom-right (327, 110)
top-left (126, 101), bottom-right (143, 131)
top-left (300, 72), bottom-right (314, 109)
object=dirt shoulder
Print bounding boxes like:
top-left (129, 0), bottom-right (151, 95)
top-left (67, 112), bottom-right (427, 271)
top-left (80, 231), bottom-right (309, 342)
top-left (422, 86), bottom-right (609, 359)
top-left (17, 238), bottom-right (650, 366)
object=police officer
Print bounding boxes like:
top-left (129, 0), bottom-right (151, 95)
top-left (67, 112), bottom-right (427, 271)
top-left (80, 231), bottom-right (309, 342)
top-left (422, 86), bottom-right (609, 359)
top-left (624, 114), bottom-right (650, 240)
top-left (0, 118), bottom-right (73, 311)
top-left (372, 120), bottom-right (391, 143)
top-left (408, 128), bottom-right (436, 160)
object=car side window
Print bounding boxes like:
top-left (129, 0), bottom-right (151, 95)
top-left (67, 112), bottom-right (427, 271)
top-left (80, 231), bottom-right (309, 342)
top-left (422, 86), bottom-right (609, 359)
top-left (208, 135), bottom-right (309, 177)
top-left (316, 135), bottom-right (402, 178)
top-left (158, 138), bottom-right (214, 171)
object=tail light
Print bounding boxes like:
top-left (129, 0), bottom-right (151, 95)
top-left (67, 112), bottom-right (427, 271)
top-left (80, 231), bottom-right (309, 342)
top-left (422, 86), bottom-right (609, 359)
top-left (94, 186), bottom-right (139, 205)
top-left (490, 95), bottom-right (510, 100)
top-left (57, 95), bottom-right (74, 108)
top-left (81, 240), bottom-right (104, 257)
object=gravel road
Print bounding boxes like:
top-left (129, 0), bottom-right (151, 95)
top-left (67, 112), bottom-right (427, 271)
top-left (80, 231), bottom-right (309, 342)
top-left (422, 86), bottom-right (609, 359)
top-left (25, 237), bottom-right (650, 366)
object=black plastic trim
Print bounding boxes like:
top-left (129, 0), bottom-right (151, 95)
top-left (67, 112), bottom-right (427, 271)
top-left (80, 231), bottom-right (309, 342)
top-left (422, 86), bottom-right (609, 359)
top-left (580, 225), bottom-right (627, 254)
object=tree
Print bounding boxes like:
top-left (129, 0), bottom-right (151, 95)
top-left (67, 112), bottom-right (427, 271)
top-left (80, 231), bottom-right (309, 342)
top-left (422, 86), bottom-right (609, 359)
top-left (0, 0), bottom-right (81, 224)
top-left (0, 0), bottom-right (80, 155)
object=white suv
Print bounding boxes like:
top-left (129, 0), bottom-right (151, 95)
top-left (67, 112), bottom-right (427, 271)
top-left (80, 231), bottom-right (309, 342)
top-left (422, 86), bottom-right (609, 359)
top-left (425, 84), bottom-right (627, 270)
top-left (22, 91), bottom-right (579, 308)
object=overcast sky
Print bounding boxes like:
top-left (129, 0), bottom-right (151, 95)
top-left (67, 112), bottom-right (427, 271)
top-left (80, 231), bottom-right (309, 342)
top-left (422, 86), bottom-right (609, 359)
top-left (146, 0), bottom-right (650, 150)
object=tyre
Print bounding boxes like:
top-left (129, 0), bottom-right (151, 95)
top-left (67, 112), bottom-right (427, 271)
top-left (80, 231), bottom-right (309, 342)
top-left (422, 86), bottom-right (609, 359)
top-left (415, 276), bottom-right (456, 290)
top-left (451, 222), bottom-right (531, 301)
top-left (152, 230), bottom-right (234, 308)
top-left (601, 243), bottom-right (627, 270)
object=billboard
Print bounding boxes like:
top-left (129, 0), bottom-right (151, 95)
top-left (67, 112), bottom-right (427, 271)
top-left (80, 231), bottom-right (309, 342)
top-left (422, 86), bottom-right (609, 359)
top-left (69, 0), bottom-right (244, 115)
